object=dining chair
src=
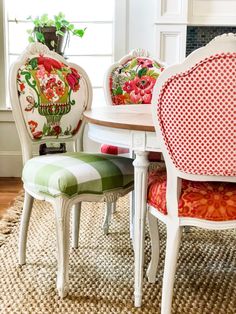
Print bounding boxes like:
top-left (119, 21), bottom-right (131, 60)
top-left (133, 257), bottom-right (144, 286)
top-left (145, 33), bottom-right (236, 314)
top-left (101, 48), bottom-right (165, 234)
top-left (9, 42), bottom-right (134, 297)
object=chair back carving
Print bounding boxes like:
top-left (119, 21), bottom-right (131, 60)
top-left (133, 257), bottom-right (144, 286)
top-left (153, 34), bottom-right (236, 177)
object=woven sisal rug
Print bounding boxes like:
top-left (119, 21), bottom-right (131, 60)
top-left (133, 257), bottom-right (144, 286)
top-left (0, 196), bottom-right (235, 314)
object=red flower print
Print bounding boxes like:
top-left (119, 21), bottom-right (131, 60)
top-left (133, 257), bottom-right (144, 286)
top-left (45, 88), bottom-right (55, 100)
top-left (112, 94), bottom-right (127, 105)
top-left (19, 82), bottom-right (25, 92)
top-left (28, 120), bottom-right (38, 133)
top-left (46, 77), bottom-right (56, 89)
top-left (38, 56), bottom-right (62, 73)
top-left (66, 68), bottom-right (80, 92)
top-left (123, 81), bottom-right (135, 93)
top-left (53, 125), bottom-right (62, 136)
top-left (32, 131), bottom-right (43, 139)
top-left (55, 86), bottom-right (65, 96)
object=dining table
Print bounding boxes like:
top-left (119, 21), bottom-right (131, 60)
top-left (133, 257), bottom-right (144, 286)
top-left (83, 104), bottom-right (161, 307)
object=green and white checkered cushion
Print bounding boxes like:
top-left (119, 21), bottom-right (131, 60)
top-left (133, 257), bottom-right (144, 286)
top-left (22, 152), bottom-right (134, 198)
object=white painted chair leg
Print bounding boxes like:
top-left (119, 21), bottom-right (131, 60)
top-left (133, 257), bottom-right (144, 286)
top-left (18, 191), bottom-right (34, 265)
top-left (54, 198), bottom-right (71, 298)
top-left (103, 202), bottom-right (112, 235)
top-left (72, 202), bottom-right (81, 249)
top-left (161, 225), bottom-right (182, 314)
top-left (146, 211), bottom-right (160, 283)
top-left (129, 190), bottom-right (135, 241)
top-left (133, 151), bottom-right (149, 307)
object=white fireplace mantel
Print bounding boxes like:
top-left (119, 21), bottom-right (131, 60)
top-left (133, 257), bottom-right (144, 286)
top-left (155, 0), bottom-right (236, 65)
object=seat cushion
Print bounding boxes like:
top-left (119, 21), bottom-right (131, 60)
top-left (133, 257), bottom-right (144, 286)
top-left (101, 144), bottom-right (162, 161)
top-left (148, 169), bottom-right (236, 221)
top-left (23, 152), bottom-right (134, 198)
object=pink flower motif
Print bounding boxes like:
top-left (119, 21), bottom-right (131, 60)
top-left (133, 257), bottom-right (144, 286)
top-left (130, 91), bottom-right (152, 104)
top-left (129, 76), bottom-right (156, 104)
top-left (137, 58), bottom-right (153, 68)
top-left (36, 65), bottom-right (47, 78)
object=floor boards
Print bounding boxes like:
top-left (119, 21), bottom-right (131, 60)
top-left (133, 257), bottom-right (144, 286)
top-left (0, 177), bottom-right (23, 218)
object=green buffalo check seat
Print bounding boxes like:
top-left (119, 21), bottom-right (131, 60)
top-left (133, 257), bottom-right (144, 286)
top-left (9, 43), bottom-right (135, 299)
top-left (23, 152), bottom-right (134, 198)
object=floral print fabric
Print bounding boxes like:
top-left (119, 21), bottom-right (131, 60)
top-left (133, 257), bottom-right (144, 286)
top-left (148, 169), bottom-right (236, 221)
top-left (110, 57), bottom-right (164, 105)
top-left (17, 55), bottom-right (85, 140)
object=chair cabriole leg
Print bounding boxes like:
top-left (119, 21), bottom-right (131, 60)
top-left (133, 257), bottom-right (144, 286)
top-left (18, 191), bottom-right (34, 265)
top-left (54, 198), bottom-right (71, 298)
top-left (161, 224), bottom-right (182, 314)
top-left (147, 211), bottom-right (160, 283)
top-left (103, 202), bottom-right (112, 235)
top-left (72, 202), bottom-right (81, 249)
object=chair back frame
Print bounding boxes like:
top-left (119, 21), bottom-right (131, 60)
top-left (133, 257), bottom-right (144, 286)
top-left (151, 33), bottom-right (236, 227)
top-left (9, 43), bottom-right (93, 164)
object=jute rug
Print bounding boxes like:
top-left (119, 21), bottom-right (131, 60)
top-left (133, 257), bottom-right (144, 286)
top-left (0, 196), bottom-right (235, 314)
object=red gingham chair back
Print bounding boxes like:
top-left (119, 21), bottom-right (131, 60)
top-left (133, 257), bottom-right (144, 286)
top-left (156, 52), bottom-right (236, 176)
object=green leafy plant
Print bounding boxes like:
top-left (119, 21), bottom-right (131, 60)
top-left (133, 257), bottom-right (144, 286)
top-left (27, 12), bottom-right (86, 44)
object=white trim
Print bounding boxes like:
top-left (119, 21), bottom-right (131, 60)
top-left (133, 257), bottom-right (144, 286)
top-left (0, 150), bottom-right (22, 156)
top-left (114, 0), bottom-right (127, 61)
top-left (0, 109), bottom-right (14, 122)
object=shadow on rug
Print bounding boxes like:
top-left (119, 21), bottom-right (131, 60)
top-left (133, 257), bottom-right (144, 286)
top-left (0, 196), bottom-right (235, 313)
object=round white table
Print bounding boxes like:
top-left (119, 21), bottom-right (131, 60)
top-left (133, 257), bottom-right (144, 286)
top-left (83, 104), bottom-right (161, 307)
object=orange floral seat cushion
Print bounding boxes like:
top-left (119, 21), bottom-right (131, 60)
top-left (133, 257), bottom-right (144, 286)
top-left (147, 169), bottom-right (236, 221)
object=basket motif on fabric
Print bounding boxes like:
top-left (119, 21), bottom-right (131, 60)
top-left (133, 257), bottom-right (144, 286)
top-left (17, 55), bottom-right (82, 140)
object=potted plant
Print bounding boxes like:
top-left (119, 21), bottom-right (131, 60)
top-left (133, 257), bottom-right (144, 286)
top-left (27, 12), bottom-right (86, 55)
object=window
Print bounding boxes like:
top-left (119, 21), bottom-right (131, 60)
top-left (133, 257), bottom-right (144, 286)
top-left (1, 0), bottom-right (127, 108)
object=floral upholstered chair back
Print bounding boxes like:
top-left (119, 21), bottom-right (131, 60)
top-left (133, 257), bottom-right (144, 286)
top-left (105, 49), bottom-right (165, 105)
top-left (10, 43), bottom-right (92, 143)
top-left (152, 34), bottom-right (236, 177)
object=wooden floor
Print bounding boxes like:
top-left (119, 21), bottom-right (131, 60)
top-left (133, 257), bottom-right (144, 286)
top-left (0, 177), bottom-right (23, 218)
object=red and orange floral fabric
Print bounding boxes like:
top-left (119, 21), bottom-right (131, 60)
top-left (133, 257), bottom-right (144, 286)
top-left (17, 55), bottom-right (84, 140)
top-left (110, 57), bottom-right (164, 105)
top-left (101, 56), bottom-right (164, 159)
top-left (148, 169), bottom-right (236, 221)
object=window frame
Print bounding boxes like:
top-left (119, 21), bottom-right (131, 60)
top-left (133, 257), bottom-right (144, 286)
top-left (0, 0), bottom-right (127, 111)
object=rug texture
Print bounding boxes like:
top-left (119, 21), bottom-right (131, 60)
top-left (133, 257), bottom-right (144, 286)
top-left (0, 196), bottom-right (235, 314)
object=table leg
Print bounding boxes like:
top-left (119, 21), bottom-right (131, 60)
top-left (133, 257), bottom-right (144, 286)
top-left (133, 150), bottom-right (149, 307)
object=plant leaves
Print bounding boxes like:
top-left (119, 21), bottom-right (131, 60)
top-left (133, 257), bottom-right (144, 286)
top-left (73, 28), bottom-right (86, 37)
top-left (28, 36), bottom-right (35, 43)
top-left (35, 31), bottom-right (45, 43)
top-left (56, 30), bottom-right (65, 36)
